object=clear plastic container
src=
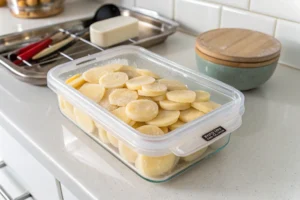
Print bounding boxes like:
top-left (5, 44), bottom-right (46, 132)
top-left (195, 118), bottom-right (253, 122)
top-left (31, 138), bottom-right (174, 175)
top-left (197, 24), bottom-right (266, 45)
top-left (7, 0), bottom-right (64, 18)
top-left (48, 46), bottom-right (245, 182)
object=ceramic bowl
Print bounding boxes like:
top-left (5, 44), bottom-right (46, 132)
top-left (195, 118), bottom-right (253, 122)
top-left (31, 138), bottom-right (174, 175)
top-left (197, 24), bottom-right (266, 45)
top-left (195, 49), bottom-right (279, 91)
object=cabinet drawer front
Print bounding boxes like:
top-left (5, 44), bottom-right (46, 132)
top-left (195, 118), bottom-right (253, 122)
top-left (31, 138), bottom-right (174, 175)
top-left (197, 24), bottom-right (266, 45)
top-left (1, 129), bottom-right (61, 200)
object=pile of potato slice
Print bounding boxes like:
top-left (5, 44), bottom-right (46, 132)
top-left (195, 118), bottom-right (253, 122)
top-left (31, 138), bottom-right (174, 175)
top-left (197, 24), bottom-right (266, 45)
top-left (58, 64), bottom-right (221, 178)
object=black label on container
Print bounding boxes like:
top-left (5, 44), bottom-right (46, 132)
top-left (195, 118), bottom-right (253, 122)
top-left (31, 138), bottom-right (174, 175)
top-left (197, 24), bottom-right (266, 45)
top-left (202, 126), bottom-right (226, 141)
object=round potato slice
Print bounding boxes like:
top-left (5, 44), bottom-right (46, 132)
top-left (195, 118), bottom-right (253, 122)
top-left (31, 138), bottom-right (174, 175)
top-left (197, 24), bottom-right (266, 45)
top-left (67, 76), bottom-right (86, 89)
top-left (195, 90), bottom-right (211, 102)
top-left (135, 154), bottom-right (178, 178)
top-left (78, 83), bottom-right (105, 103)
top-left (136, 68), bottom-right (160, 79)
top-left (58, 97), bottom-right (76, 121)
top-left (126, 100), bottom-right (159, 122)
top-left (111, 107), bottom-right (132, 125)
top-left (132, 122), bottom-right (145, 129)
top-left (74, 107), bottom-right (96, 133)
top-left (141, 83), bottom-right (167, 96)
top-left (109, 88), bottom-right (138, 106)
top-left (106, 132), bottom-right (119, 148)
top-left (83, 64), bottom-right (122, 83)
top-left (97, 126), bottom-right (110, 144)
top-left (166, 90), bottom-right (196, 103)
top-left (192, 101), bottom-right (221, 113)
top-left (160, 127), bottom-right (169, 134)
top-left (65, 74), bottom-right (81, 84)
top-left (152, 94), bottom-right (166, 102)
top-left (182, 146), bottom-right (208, 162)
top-left (158, 79), bottom-right (187, 91)
top-left (169, 120), bottom-right (185, 131)
top-left (146, 110), bottom-right (180, 127)
top-left (137, 125), bottom-right (164, 136)
top-left (159, 100), bottom-right (190, 111)
top-left (119, 65), bottom-right (140, 79)
top-left (99, 72), bottom-right (128, 88)
top-left (126, 75), bottom-right (155, 90)
top-left (179, 108), bottom-right (205, 123)
top-left (98, 88), bottom-right (119, 111)
top-left (119, 142), bottom-right (138, 163)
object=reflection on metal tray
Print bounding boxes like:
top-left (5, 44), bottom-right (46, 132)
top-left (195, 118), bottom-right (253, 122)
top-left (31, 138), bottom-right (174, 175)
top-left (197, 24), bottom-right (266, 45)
top-left (0, 7), bottom-right (178, 85)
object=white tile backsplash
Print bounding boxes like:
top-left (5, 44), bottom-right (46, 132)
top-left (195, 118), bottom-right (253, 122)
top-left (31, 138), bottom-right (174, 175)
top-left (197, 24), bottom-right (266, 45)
top-left (221, 7), bottom-right (276, 35)
top-left (251, 0), bottom-right (300, 23)
top-left (275, 20), bottom-right (300, 69)
top-left (205, 0), bottom-right (249, 9)
top-left (136, 0), bottom-right (174, 18)
top-left (175, 0), bottom-right (221, 34)
top-left (133, 0), bottom-right (300, 69)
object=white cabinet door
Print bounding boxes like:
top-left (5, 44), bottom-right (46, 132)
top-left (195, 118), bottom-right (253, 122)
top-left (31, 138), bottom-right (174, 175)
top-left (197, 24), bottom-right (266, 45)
top-left (61, 185), bottom-right (79, 200)
top-left (1, 128), bottom-right (61, 200)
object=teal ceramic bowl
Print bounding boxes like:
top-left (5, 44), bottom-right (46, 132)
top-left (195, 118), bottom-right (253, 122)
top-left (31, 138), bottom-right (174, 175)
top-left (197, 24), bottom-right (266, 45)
top-left (195, 49), bottom-right (279, 91)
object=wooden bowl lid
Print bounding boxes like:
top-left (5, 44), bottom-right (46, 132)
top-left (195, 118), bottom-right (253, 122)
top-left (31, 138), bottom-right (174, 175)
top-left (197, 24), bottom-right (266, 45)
top-left (196, 28), bottom-right (281, 63)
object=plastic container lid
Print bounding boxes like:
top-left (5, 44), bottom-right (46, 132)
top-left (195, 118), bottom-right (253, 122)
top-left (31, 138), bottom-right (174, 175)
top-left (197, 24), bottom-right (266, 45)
top-left (48, 46), bottom-right (245, 157)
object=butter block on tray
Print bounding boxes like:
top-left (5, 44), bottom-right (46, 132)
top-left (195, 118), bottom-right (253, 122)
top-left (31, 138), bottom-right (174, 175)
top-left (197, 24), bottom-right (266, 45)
top-left (90, 16), bottom-right (139, 47)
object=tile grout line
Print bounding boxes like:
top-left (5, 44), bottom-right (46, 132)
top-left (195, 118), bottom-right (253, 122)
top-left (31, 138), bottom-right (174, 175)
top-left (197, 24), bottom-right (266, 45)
top-left (273, 19), bottom-right (278, 36)
top-left (218, 5), bottom-right (223, 28)
top-left (172, 0), bottom-right (175, 20)
top-left (248, 0), bottom-right (251, 10)
top-left (196, 0), bottom-right (300, 25)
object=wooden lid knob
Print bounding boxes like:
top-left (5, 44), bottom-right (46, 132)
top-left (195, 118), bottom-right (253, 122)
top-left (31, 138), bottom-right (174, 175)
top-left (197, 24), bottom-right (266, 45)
top-left (196, 28), bottom-right (281, 63)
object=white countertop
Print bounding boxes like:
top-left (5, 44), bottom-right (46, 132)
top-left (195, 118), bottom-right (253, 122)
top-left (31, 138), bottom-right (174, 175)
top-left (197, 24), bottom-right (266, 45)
top-left (1, 2), bottom-right (300, 200)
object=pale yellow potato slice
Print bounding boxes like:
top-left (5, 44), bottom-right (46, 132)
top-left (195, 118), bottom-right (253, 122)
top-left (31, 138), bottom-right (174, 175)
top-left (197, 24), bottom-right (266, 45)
top-left (159, 100), bottom-right (190, 111)
top-left (109, 88), bottom-right (138, 106)
top-left (106, 132), bottom-right (119, 148)
top-left (141, 82), bottom-right (167, 96)
top-left (158, 79), bottom-right (187, 91)
top-left (146, 110), bottom-right (180, 127)
top-left (78, 83), bottom-right (105, 103)
top-left (137, 125), bottom-right (164, 136)
top-left (191, 101), bottom-right (221, 113)
top-left (58, 96), bottom-right (76, 121)
top-left (67, 76), bottom-right (86, 89)
top-left (98, 88), bottom-right (119, 111)
top-left (74, 107), bottom-right (96, 133)
top-left (119, 142), bottom-right (138, 163)
top-left (138, 89), bottom-right (165, 97)
top-left (132, 122), bottom-right (145, 129)
top-left (182, 146), bottom-right (208, 162)
top-left (166, 90), bottom-right (196, 103)
top-left (111, 107), bottom-right (132, 125)
top-left (126, 75), bottom-right (155, 90)
top-left (160, 127), bottom-right (169, 134)
top-left (195, 90), bottom-right (211, 102)
top-left (97, 126), bottom-right (110, 144)
top-left (82, 64), bottom-right (122, 83)
top-left (179, 108), bottom-right (205, 123)
top-left (138, 96), bottom-right (153, 101)
top-left (65, 74), bottom-right (81, 84)
top-left (136, 68), bottom-right (160, 79)
top-left (126, 100), bottom-right (159, 122)
top-left (169, 120), bottom-right (185, 131)
top-left (135, 154), bottom-right (178, 178)
top-left (99, 72), bottom-right (128, 88)
top-left (119, 65), bottom-right (140, 79)
top-left (129, 120), bottom-right (136, 126)
top-left (152, 94), bottom-right (166, 102)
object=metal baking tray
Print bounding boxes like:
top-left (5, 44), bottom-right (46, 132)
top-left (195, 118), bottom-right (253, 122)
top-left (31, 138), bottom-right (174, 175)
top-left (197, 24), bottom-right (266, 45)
top-left (0, 6), bottom-right (178, 85)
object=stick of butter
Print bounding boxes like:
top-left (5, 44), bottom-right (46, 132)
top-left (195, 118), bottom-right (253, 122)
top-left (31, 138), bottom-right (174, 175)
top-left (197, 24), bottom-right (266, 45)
top-left (90, 16), bottom-right (139, 48)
